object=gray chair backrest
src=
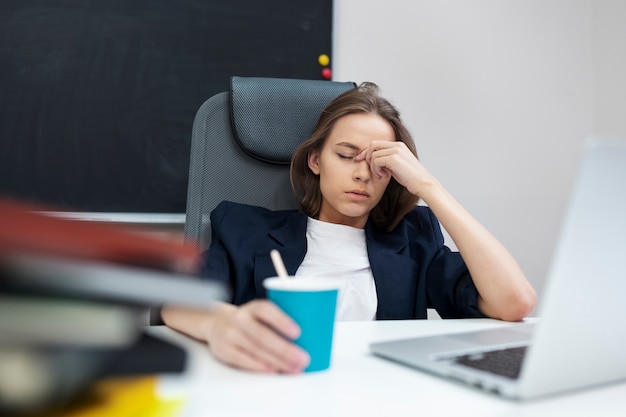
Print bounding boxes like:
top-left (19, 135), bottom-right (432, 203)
top-left (184, 76), bottom-right (355, 248)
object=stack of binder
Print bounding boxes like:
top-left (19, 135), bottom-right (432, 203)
top-left (0, 199), bottom-right (227, 415)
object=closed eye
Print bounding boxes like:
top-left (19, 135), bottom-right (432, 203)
top-left (337, 153), bottom-right (356, 160)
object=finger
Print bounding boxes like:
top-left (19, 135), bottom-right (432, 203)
top-left (358, 147), bottom-right (381, 179)
top-left (239, 321), bottom-right (309, 373)
top-left (246, 302), bottom-right (310, 371)
top-left (220, 345), bottom-right (278, 373)
top-left (368, 151), bottom-right (392, 180)
top-left (365, 144), bottom-right (398, 178)
top-left (249, 300), bottom-right (301, 339)
top-left (207, 326), bottom-right (276, 372)
top-left (232, 301), bottom-right (307, 370)
top-left (371, 161), bottom-right (390, 180)
top-left (215, 311), bottom-right (308, 373)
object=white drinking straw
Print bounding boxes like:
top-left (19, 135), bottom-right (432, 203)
top-left (270, 249), bottom-right (289, 280)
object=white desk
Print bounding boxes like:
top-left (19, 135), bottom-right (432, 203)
top-left (147, 319), bottom-right (626, 417)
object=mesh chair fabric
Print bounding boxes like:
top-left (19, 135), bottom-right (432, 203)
top-left (230, 77), bottom-right (355, 164)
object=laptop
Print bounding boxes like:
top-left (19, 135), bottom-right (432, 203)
top-left (370, 138), bottom-right (626, 400)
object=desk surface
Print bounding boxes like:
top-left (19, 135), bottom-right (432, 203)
top-left (148, 319), bottom-right (626, 417)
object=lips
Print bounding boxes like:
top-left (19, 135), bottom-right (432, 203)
top-left (346, 190), bottom-right (370, 200)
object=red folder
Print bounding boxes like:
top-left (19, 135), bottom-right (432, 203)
top-left (0, 198), bottom-right (199, 273)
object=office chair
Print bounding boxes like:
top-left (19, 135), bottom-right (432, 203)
top-left (184, 76), bottom-right (356, 248)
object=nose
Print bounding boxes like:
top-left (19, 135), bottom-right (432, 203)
top-left (353, 158), bottom-right (371, 182)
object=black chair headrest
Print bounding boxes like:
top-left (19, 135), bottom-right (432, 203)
top-left (230, 76), bottom-right (356, 165)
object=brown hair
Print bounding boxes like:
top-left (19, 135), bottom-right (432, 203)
top-left (290, 82), bottom-right (419, 232)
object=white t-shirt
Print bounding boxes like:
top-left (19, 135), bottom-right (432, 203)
top-left (295, 217), bottom-right (377, 321)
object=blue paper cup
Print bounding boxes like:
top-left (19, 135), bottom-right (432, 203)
top-left (263, 277), bottom-right (338, 372)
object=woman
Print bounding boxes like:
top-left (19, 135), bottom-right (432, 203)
top-left (162, 82), bottom-right (537, 374)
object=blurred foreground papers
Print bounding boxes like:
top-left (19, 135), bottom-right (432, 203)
top-left (0, 199), bottom-right (228, 414)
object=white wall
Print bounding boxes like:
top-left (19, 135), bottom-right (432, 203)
top-left (333, 0), bottom-right (618, 302)
top-left (592, 0), bottom-right (626, 137)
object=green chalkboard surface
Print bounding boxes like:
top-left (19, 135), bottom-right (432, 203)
top-left (0, 0), bottom-right (332, 213)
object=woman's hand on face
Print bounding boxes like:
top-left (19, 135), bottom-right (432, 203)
top-left (204, 300), bottom-right (310, 373)
top-left (356, 141), bottom-right (435, 197)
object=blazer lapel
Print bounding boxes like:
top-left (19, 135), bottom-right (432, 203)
top-left (366, 222), bottom-right (421, 320)
top-left (253, 212), bottom-right (308, 296)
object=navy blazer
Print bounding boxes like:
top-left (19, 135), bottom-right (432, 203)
top-left (200, 201), bottom-right (485, 320)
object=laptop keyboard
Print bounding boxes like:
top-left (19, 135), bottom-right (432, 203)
top-left (453, 346), bottom-right (528, 380)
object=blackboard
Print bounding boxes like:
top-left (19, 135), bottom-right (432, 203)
top-left (0, 0), bottom-right (333, 213)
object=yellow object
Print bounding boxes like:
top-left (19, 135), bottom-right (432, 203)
top-left (35, 376), bottom-right (185, 417)
top-left (318, 54), bottom-right (330, 66)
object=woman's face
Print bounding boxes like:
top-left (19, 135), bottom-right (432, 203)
top-left (307, 112), bottom-right (395, 228)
